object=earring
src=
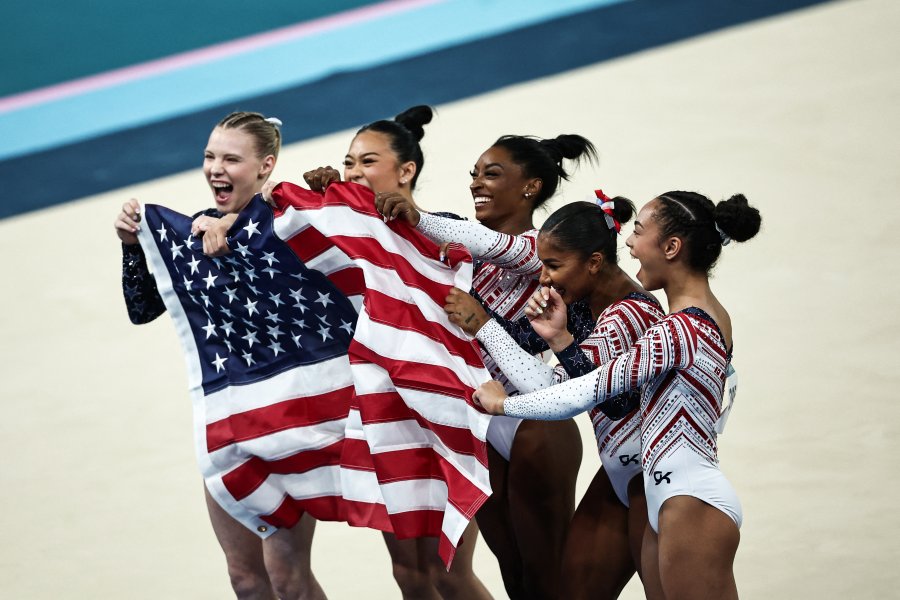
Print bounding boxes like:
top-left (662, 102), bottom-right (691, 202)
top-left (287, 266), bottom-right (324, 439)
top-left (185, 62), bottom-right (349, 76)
top-left (524, 192), bottom-right (532, 199)
top-left (400, 179), bottom-right (407, 185)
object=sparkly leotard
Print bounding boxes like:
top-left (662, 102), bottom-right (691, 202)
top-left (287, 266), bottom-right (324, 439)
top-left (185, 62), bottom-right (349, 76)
top-left (477, 293), bottom-right (664, 506)
top-left (500, 308), bottom-right (742, 529)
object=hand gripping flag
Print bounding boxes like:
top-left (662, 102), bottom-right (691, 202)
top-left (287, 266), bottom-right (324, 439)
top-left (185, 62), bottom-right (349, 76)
top-left (271, 182), bottom-right (492, 567)
top-left (137, 197), bottom-right (361, 537)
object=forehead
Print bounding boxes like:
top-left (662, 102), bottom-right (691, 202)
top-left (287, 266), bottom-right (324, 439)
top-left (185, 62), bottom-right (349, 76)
top-left (206, 126), bottom-right (256, 154)
top-left (537, 231), bottom-right (576, 259)
top-left (347, 130), bottom-right (394, 156)
top-left (636, 199), bottom-right (661, 224)
top-left (475, 145), bottom-right (516, 168)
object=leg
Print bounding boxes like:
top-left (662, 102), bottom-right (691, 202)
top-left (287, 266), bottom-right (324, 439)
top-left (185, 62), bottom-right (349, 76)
top-left (507, 419), bottom-right (582, 599)
top-left (656, 496), bottom-right (740, 600)
top-left (262, 512), bottom-right (326, 600)
top-left (559, 467), bottom-right (635, 600)
top-left (426, 520), bottom-right (493, 600)
top-left (475, 445), bottom-right (525, 599)
top-left (625, 475), bottom-right (648, 580)
top-left (204, 486), bottom-right (275, 600)
top-left (382, 533), bottom-right (441, 600)
top-left (640, 523), bottom-right (665, 600)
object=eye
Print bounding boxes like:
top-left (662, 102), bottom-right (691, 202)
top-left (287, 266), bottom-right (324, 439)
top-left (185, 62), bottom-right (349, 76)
top-left (469, 170), bottom-right (477, 178)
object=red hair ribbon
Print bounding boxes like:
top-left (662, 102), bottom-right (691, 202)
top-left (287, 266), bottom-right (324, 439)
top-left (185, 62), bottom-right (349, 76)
top-left (593, 189), bottom-right (620, 233)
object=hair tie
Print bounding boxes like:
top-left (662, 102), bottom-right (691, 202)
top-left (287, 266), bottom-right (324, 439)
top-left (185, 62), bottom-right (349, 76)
top-left (264, 117), bottom-right (283, 127)
top-left (715, 223), bottom-right (731, 246)
top-left (590, 189), bottom-right (620, 233)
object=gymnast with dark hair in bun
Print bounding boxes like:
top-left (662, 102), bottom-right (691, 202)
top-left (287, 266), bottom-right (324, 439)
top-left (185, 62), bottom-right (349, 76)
top-left (474, 190), bottom-right (762, 600)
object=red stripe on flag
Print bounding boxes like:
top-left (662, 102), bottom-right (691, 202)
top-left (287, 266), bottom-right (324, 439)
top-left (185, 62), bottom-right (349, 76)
top-left (206, 387), bottom-right (353, 453)
top-left (326, 266), bottom-right (366, 298)
top-left (364, 289), bottom-right (483, 367)
top-left (222, 442), bottom-right (344, 500)
top-left (356, 391), bottom-right (488, 466)
top-left (350, 341), bottom-right (479, 401)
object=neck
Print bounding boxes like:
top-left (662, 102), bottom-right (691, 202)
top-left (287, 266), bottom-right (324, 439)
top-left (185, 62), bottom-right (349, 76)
top-left (485, 213), bottom-right (535, 236)
top-left (587, 265), bottom-right (646, 320)
top-left (662, 267), bottom-right (713, 314)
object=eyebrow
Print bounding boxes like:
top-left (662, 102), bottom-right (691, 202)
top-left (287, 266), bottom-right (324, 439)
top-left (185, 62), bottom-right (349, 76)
top-left (484, 162), bottom-right (503, 170)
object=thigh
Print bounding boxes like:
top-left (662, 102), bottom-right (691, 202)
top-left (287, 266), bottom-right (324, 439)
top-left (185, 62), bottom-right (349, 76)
top-left (204, 486), bottom-right (267, 570)
top-left (656, 496), bottom-right (740, 600)
top-left (560, 467), bottom-right (635, 600)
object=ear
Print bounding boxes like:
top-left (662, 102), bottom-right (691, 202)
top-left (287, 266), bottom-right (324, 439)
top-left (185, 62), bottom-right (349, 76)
top-left (524, 178), bottom-right (543, 199)
top-left (399, 161), bottom-right (417, 186)
top-left (662, 236), bottom-right (684, 261)
top-left (587, 251), bottom-right (605, 275)
top-left (258, 155), bottom-right (276, 180)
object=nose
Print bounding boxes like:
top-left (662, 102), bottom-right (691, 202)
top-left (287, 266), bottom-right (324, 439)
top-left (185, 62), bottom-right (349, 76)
top-left (539, 265), bottom-right (552, 288)
top-left (469, 175), bottom-right (482, 193)
top-left (209, 158), bottom-right (224, 176)
top-left (345, 164), bottom-right (362, 182)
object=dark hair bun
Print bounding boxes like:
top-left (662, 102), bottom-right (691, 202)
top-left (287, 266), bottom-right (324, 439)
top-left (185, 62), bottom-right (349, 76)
top-left (394, 105), bottom-right (433, 142)
top-left (609, 195), bottom-right (636, 226)
top-left (714, 194), bottom-right (761, 243)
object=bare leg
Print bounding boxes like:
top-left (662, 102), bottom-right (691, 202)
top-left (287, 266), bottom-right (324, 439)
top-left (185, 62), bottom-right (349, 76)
top-left (559, 467), bottom-right (635, 600)
top-left (262, 513), bottom-right (326, 600)
top-left (204, 486), bottom-right (275, 600)
top-left (640, 524), bottom-right (665, 600)
top-left (507, 419), bottom-right (582, 599)
top-left (475, 445), bottom-right (525, 598)
top-left (625, 475), bottom-right (648, 580)
top-left (427, 520), bottom-right (493, 600)
top-left (382, 533), bottom-right (441, 600)
top-left (657, 496), bottom-right (740, 600)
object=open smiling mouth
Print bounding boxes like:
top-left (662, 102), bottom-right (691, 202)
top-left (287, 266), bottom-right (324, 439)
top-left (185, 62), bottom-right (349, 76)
top-left (473, 196), bottom-right (491, 207)
top-left (212, 182), bottom-right (234, 201)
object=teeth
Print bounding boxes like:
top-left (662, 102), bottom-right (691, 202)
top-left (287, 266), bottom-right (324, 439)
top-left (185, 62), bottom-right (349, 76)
top-left (473, 196), bottom-right (491, 205)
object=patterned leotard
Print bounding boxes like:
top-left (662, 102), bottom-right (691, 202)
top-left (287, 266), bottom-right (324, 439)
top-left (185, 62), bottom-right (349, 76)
top-left (477, 293), bottom-right (664, 506)
top-left (500, 308), bottom-right (742, 529)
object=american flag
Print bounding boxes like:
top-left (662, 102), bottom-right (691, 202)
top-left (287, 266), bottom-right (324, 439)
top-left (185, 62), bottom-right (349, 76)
top-left (137, 196), bottom-right (360, 537)
top-left (139, 183), bottom-right (492, 567)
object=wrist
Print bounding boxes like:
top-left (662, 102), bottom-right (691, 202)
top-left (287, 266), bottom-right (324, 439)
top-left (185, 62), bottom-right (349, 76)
top-left (548, 332), bottom-right (575, 354)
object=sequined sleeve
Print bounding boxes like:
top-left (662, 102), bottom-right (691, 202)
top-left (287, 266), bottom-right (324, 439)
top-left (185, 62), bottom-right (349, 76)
top-left (121, 243), bottom-right (166, 324)
top-left (502, 316), bottom-right (696, 420)
top-left (475, 319), bottom-right (555, 393)
top-left (478, 295), bottom-right (595, 355)
top-left (417, 212), bottom-right (541, 276)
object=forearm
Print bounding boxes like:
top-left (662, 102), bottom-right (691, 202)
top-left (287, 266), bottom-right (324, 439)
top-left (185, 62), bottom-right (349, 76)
top-left (121, 243), bottom-right (166, 324)
top-left (417, 213), bottom-right (540, 274)
top-left (476, 319), bottom-right (554, 393)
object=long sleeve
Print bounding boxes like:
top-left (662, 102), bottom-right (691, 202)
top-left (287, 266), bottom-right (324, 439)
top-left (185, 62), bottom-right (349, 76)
top-left (481, 296), bottom-right (595, 356)
top-left (121, 243), bottom-right (166, 324)
top-left (417, 212), bottom-right (541, 276)
top-left (502, 316), bottom-right (696, 420)
top-left (475, 319), bottom-right (554, 393)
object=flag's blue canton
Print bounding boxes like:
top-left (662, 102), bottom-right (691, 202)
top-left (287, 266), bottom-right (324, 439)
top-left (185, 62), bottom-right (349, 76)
top-left (142, 196), bottom-right (358, 396)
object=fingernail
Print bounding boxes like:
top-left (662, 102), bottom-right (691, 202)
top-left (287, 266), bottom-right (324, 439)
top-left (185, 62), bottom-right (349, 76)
top-left (439, 252), bottom-right (445, 262)
top-left (536, 307), bottom-right (543, 315)
top-left (540, 301), bottom-right (547, 308)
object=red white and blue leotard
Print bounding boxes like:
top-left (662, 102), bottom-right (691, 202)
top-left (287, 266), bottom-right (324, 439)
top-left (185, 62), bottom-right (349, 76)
top-left (477, 293), bottom-right (664, 506)
top-left (500, 308), bottom-right (742, 530)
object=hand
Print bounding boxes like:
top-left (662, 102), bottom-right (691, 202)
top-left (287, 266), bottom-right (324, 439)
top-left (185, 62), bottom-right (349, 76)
top-left (192, 213), bottom-right (238, 256)
top-left (525, 287), bottom-right (573, 352)
top-left (472, 380), bottom-right (508, 415)
top-left (374, 191), bottom-right (420, 225)
top-left (261, 179), bottom-right (279, 205)
top-left (444, 287), bottom-right (490, 335)
top-left (303, 166), bottom-right (341, 192)
top-left (114, 199), bottom-right (142, 245)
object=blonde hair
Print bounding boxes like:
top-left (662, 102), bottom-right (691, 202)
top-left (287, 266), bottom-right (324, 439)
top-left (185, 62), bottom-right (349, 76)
top-left (216, 111), bottom-right (282, 159)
